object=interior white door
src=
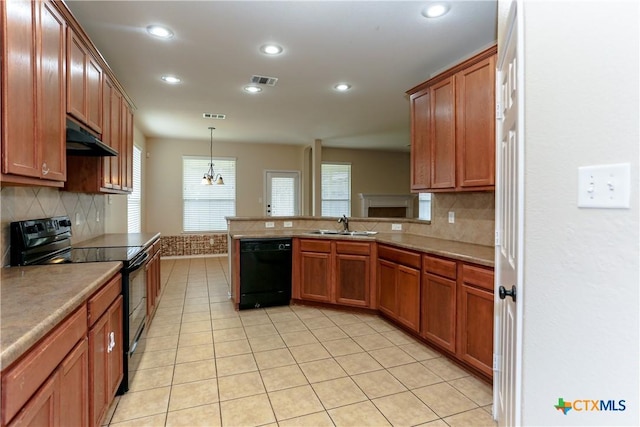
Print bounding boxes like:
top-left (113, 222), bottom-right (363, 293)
top-left (494, 1), bottom-right (524, 425)
top-left (265, 171), bottom-right (300, 216)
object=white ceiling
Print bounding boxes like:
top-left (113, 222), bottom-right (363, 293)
top-left (65, 1), bottom-right (497, 152)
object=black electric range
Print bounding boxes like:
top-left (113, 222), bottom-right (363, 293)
top-left (10, 216), bottom-right (149, 395)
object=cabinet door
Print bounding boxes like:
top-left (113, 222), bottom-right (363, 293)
top-left (101, 76), bottom-right (113, 188)
top-left (456, 55), bottom-right (495, 188)
top-left (7, 371), bottom-right (58, 427)
top-left (300, 252), bottom-right (332, 302)
top-left (89, 296), bottom-right (123, 427)
top-left (37, 0), bottom-right (66, 181)
top-left (85, 56), bottom-right (102, 133)
top-left (335, 253), bottom-right (369, 307)
top-left (88, 311), bottom-right (108, 426)
top-left (59, 339), bottom-right (89, 427)
top-left (377, 259), bottom-right (397, 318)
top-left (67, 29), bottom-right (86, 123)
top-left (430, 77), bottom-right (456, 189)
top-left (410, 88), bottom-right (430, 191)
top-left (109, 89), bottom-right (122, 190)
top-left (396, 265), bottom-right (421, 332)
top-left (457, 284), bottom-right (494, 377)
top-left (107, 297), bottom-right (123, 400)
top-left (422, 273), bottom-right (457, 352)
top-left (3, 0), bottom-right (38, 178)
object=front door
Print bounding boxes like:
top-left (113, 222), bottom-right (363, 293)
top-left (494, 1), bottom-right (524, 425)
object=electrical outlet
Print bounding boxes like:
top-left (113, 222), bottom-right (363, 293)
top-left (448, 211), bottom-right (455, 223)
top-left (265, 221), bottom-right (275, 228)
top-left (391, 223), bottom-right (402, 231)
top-left (283, 221), bottom-right (293, 228)
top-left (75, 212), bottom-right (81, 226)
top-left (96, 211), bottom-right (100, 222)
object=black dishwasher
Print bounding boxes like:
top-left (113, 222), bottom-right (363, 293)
top-left (239, 238), bottom-right (292, 309)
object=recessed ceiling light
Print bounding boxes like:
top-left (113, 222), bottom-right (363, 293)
top-left (244, 85), bottom-right (262, 93)
top-left (422, 3), bottom-right (450, 18)
top-left (146, 25), bottom-right (174, 39)
top-left (260, 44), bottom-right (283, 55)
top-left (334, 83), bottom-right (351, 92)
top-left (161, 75), bottom-right (181, 84)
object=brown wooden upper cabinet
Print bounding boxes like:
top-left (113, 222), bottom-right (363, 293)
top-left (1, 0), bottom-right (67, 186)
top-left (408, 45), bottom-right (496, 192)
top-left (67, 27), bottom-right (103, 134)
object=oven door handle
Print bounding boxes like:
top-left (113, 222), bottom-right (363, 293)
top-left (127, 252), bottom-right (150, 273)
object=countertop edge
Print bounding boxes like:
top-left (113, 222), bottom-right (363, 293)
top-left (228, 230), bottom-right (494, 267)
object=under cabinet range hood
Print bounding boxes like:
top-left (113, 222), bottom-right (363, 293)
top-left (66, 119), bottom-right (118, 156)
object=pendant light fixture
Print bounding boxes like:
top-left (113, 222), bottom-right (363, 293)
top-left (202, 127), bottom-right (224, 185)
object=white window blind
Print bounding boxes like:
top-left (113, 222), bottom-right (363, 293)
top-left (183, 156), bottom-right (236, 232)
top-left (127, 146), bottom-right (142, 233)
top-left (418, 193), bottom-right (432, 221)
top-left (321, 163), bottom-right (351, 217)
top-left (271, 177), bottom-right (296, 216)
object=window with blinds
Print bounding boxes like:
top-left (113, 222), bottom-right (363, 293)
top-left (127, 146), bottom-right (142, 233)
top-left (321, 163), bottom-right (351, 217)
top-left (183, 156), bottom-right (236, 232)
top-left (418, 193), bottom-right (432, 221)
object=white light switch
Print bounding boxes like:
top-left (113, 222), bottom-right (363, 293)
top-left (265, 221), bottom-right (275, 228)
top-left (391, 223), bottom-right (402, 231)
top-left (448, 211), bottom-right (455, 223)
top-left (578, 163), bottom-right (631, 209)
top-left (283, 221), bottom-right (293, 228)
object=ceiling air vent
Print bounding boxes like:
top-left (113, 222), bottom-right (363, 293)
top-left (251, 75), bottom-right (278, 86)
top-left (202, 113), bottom-right (226, 119)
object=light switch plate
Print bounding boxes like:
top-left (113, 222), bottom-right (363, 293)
top-left (578, 163), bottom-right (630, 209)
top-left (265, 221), bottom-right (275, 228)
top-left (448, 211), bottom-right (455, 223)
top-left (391, 223), bottom-right (402, 231)
top-left (283, 221), bottom-right (293, 228)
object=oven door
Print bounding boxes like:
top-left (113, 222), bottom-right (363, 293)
top-left (127, 251), bottom-right (149, 354)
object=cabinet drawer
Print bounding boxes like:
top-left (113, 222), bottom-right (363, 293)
top-left (461, 264), bottom-right (494, 292)
top-left (87, 273), bottom-right (122, 327)
top-left (378, 245), bottom-right (421, 269)
top-left (336, 241), bottom-right (370, 256)
top-left (2, 305), bottom-right (88, 425)
top-left (299, 239), bottom-right (331, 253)
top-left (424, 255), bottom-right (457, 280)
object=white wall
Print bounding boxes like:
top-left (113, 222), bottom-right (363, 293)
top-left (517, 1), bottom-right (639, 425)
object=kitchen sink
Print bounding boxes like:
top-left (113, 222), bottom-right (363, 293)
top-left (308, 230), bottom-right (378, 236)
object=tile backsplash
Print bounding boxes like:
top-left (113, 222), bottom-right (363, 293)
top-left (1, 186), bottom-right (106, 266)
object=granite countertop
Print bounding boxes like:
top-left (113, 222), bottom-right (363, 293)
top-left (1, 262), bottom-right (122, 370)
top-left (228, 230), bottom-right (494, 267)
top-left (75, 232), bottom-right (161, 249)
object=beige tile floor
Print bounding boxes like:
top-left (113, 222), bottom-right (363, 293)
top-left (104, 257), bottom-right (496, 427)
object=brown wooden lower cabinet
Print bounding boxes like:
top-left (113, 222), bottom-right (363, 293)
top-left (8, 339), bottom-right (88, 427)
top-left (1, 272), bottom-right (125, 427)
top-left (294, 238), bottom-right (374, 308)
top-left (456, 263), bottom-right (494, 377)
top-left (146, 240), bottom-right (162, 322)
top-left (376, 245), bottom-right (421, 333)
top-left (422, 255), bottom-right (457, 353)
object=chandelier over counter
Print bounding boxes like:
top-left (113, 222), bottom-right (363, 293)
top-left (202, 127), bottom-right (224, 185)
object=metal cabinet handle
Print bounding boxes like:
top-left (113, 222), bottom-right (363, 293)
top-left (498, 285), bottom-right (517, 302)
top-left (107, 331), bottom-right (116, 353)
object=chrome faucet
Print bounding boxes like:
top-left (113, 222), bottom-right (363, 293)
top-left (338, 214), bottom-right (349, 232)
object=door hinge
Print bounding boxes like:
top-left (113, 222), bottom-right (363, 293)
top-left (493, 354), bottom-right (501, 372)
top-left (496, 102), bottom-right (504, 120)
top-left (495, 230), bottom-right (501, 246)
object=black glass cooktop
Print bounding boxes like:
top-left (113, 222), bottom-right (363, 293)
top-left (44, 246), bottom-right (144, 264)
